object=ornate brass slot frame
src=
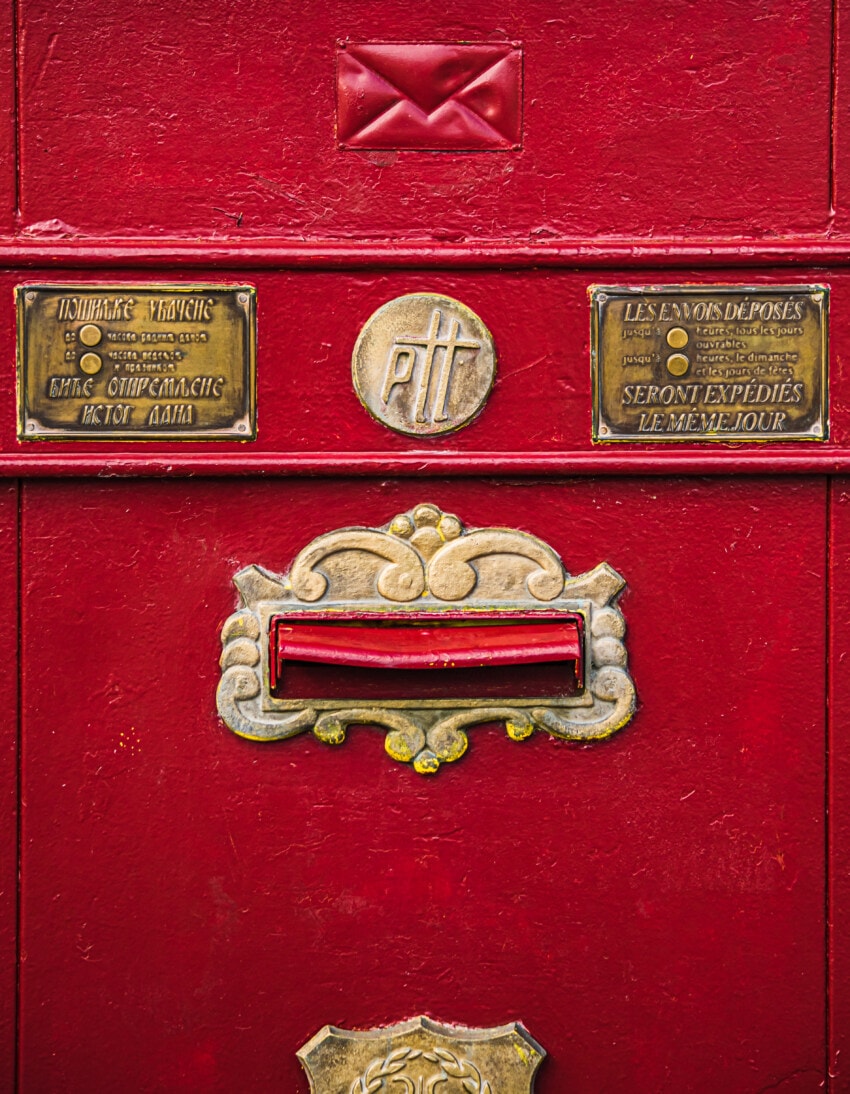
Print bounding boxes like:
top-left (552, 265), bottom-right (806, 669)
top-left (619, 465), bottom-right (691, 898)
top-left (217, 503), bottom-right (636, 773)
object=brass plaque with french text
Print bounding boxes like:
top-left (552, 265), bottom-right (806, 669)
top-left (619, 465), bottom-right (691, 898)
top-left (591, 285), bottom-right (827, 442)
top-left (17, 284), bottom-right (256, 440)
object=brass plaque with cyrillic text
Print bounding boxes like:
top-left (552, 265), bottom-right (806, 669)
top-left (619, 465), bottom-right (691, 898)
top-left (591, 285), bottom-right (827, 442)
top-left (17, 284), bottom-right (256, 440)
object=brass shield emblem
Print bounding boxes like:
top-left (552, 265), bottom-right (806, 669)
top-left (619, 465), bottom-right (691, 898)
top-left (297, 1016), bottom-right (545, 1093)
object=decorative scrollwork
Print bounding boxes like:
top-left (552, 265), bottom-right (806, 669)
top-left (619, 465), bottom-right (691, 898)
top-left (351, 1047), bottom-right (420, 1094)
top-left (290, 529), bottom-right (426, 603)
top-left (216, 610), bottom-right (317, 741)
top-left (428, 529), bottom-right (565, 602)
top-left (217, 503), bottom-right (637, 772)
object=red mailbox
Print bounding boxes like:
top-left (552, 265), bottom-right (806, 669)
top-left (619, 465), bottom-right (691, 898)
top-left (1, 1), bottom-right (848, 1091)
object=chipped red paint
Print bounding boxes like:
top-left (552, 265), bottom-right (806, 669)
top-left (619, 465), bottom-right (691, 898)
top-left (0, 0), bottom-right (847, 1091)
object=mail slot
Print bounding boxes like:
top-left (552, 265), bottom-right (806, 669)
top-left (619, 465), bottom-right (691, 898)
top-left (3, 1), bottom-right (849, 1092)
top-left (269, 614), bottom-right (585, 699)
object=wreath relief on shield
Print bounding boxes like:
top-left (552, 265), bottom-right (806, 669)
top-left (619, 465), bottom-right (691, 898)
top-left (297, 1016), bottom-right (546, 1093)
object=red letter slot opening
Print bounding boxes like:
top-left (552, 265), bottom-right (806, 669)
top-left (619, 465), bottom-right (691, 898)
top-left (270, 614), bottom-right (584, 702)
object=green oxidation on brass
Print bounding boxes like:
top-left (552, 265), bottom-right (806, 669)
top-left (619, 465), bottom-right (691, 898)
top-left (17, 283), bottom-right (256, 440)
top-left (591, 284), bottom-right (827, 442)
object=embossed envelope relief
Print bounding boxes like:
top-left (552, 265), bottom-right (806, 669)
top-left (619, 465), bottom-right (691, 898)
top-left (336, 42), bottom-right (523, 150)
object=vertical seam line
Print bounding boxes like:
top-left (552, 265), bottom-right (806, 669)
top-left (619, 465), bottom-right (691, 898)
top-left (829, 0), bottom-right (839, 223)
top-left (826, 475), bottom-right (833, 1091)
top-left (11, 0), bottom-right (20, 226)
top-left (13, 480), bottom-right (21, 1093)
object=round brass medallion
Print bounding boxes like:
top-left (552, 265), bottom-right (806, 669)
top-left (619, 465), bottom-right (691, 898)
top-left (352, 293), bottom-right (496, 437)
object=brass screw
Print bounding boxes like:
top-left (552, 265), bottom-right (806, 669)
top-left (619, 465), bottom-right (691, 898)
top-left (78, 324), bottom-right (102, 347)
top-left (666, 353), bottom-right (690, 377)
top-left (79, 352), bottom-right (103, 375)
top-left (666, 327), bottom-right (688, 349)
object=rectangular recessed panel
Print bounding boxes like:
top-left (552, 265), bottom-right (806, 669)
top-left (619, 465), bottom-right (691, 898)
top-left (336, 42), bottom-right (522, 150)
top-left (16, 3), bottom-right (831, 236)
top-left (18, 478), bottom-right (828, 1091)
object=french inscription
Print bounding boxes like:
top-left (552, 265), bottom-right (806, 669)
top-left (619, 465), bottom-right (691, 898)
top-left (17, 284), bottom-right (256, 440)
top-left (352, 293), bottom-right (496, 437)
top-left (591, 285), bottom-right (827, 442)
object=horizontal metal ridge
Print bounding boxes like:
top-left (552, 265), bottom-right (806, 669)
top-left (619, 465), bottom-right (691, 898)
top-left (2, 237), bottom-right (850, 268)
top-left (0, 450), bottom-right (848, 477)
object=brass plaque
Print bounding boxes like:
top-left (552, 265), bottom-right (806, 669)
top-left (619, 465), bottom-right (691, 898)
top-left (352, 292), bottom-right (496, 437)
top-left (591, 285), bottom-right (827, 442)
top-left (17, 284), bottom-right (256, 440)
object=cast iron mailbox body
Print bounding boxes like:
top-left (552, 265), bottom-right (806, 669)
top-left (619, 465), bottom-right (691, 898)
top-left (1, 1), bottom-right (849, 1091)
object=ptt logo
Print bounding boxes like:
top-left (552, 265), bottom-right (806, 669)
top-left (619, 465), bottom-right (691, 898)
top-left (381, 308), bottom-right (481, 424)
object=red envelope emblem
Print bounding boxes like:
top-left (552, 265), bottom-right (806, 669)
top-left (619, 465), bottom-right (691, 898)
top-left (337, 42), bottom-right (522, 150)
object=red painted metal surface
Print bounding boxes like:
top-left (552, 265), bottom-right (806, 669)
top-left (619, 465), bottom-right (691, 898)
top-left (336, 43), bottom-right (522, 151)
top-left (2, 0), bottom-right (847, 1089)
top-left (273, 618), bottom-right (583, 669)
top-left (19, 477), bottom-right (827, 1092)
top-left (0, 2), bottom-right (15, 236)
top-left (830, 478), bottom-right (850, 1087)
top-left (15, 0), bottom-right (831, 239)
top-left (7, 239), bottom-right (850, 267)
top-left (0, 485), bottom-right (17, 1094)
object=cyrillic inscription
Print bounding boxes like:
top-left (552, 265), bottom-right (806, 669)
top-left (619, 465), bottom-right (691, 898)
top-left (17, 284), bottom-right (256, 440)
top-left (591, 285), bottom-right (827, 442)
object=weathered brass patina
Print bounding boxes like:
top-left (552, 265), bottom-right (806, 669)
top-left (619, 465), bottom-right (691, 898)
top-left (217, 503), bottom-right (635, 774)
top-left (591, 284), bottom-right (827, 442)
top-left (298, 1016), bottom-right (545, 1093)
top-left (352, 292), bottom-right (496, 436)
top-left (17, 284), bottom-right (256, 439)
